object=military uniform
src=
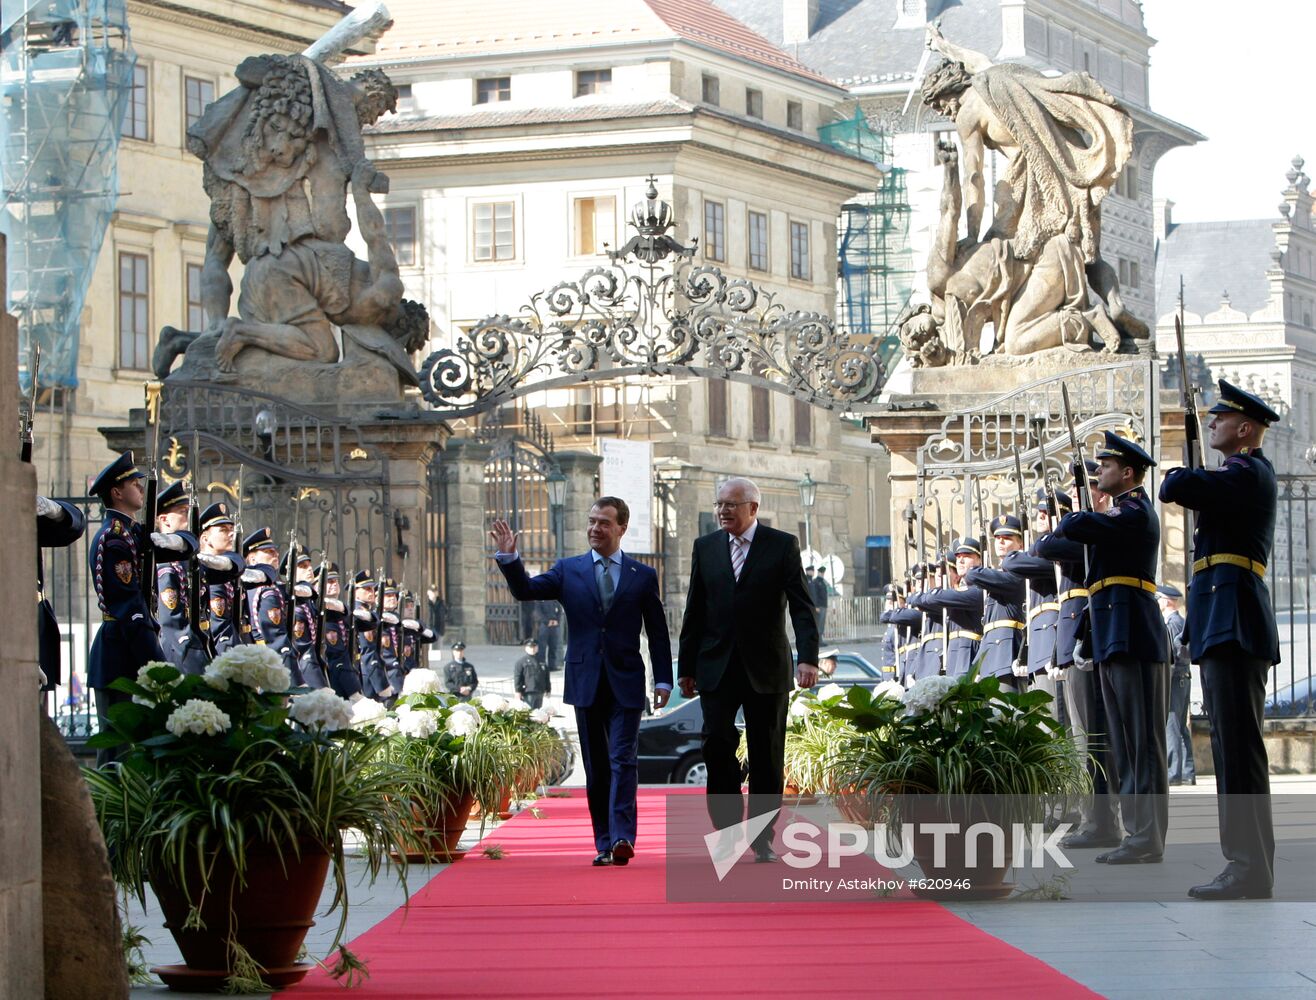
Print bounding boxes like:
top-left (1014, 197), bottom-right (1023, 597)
top-left (963, 519), bottom-right (1027, 688)
top-left (444, 642), bottom-right (478, 700)
top-left (1053, 432), bottom-right (1169, 862)
top-left (1160, 379), bottom-right (1280, 897)
top-left (353, 570), bottom-right (389, 700)
top-left (401, 600), bottom-right (436, 677)
top-left (1157, 587), bottom-right (1195, 787)
top-left (196, 501), bottom-right (247, 655)
top-left (37, 496), bottom-right (86, 688)
top-left (288, 555), bottom-right (328, 689)
top-left (320, 567), bottom-right (362, 698)
top-left (240, 529), bottom-right (301, 685)
top-left (153, 482), bottom-right (206, 674)
top-left (908, 541), bottom-right (986, 679)
top-left (378, 580), bottom-right (406, 694)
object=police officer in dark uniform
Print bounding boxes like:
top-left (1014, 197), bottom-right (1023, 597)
top-left (36, 492), bottom-right (86, 691)
top-left (320, 565), bottom-right (363, 699)
top-left (513, 636), bottom-right (550, 708)
top-left (86, 452), bottom-right (197, 763)
top-left (964, 517), bottom-right (1028, 690)
top-left (240, 528), bottom-right (301, 683)
top-left (1156, 584), bottom-right (1195, 787)
top-left (353, 570), bottom-right (390, 701)
top-left (907, 540), bottom-right (985, 678)
top-left (444, 641), bottom-right (478, 700)
top-left (153, 481), bottom-right (207, 674)
top-left (1161, 379), bottom-right (1280, 899)
top-left (1053, 431), bottom-right (1169, 864)
top-left (291, 552), bottom-right (328, 689)
top-left (196, 502), bottom-right (246, 655)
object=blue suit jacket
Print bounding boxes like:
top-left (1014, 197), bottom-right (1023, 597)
top-left (498, 552), bottom-right (672, 710)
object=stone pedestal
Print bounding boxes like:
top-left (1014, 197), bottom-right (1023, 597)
top-left (0, 235), bottom-right (43, 995)
top-left (860, 350), bottom-right (1189, 590)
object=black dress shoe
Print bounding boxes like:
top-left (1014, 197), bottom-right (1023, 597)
top-left (1098, 847), bottom-right (1163, 865)
top-left (612, 840), bottom-right (634, 866)
top-left (592, 850), bottom-right (613, 866)
top-left (753, 843), bottom-right (778, 863)
top-left (1188, 872), bottom-right (1272, 900)
top-left (1060, 830), bottom-right (1123, 850)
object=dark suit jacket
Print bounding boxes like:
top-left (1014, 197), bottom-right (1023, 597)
top-left (498, 552), bottom-right (672, 710)
top-left (678, 523), bottom-right (819, 694)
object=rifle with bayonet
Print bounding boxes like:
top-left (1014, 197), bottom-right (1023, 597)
top-left (140, 382), bottom-right (163, 614)
top-left (315, 555), bottom-right (329, 664)
top-left (234, 464), bottom-right (250, 640)
top-left (21, 344), bottom-right (40, 464)
top-left (344, 570), bottom-right (358, 673)
top-left (187, 432), bottom-right (215, 659)
top-left (1174, 315), bottom-right (1204, 471)
top-left (1035, 425), bottom-right (1067, 677)
top-left (934, 500), bottom-right (949, 675)
top-left (372, 564), bottom-right (385, 659)
top-left (1010, 448), bottom-right (1032, 678)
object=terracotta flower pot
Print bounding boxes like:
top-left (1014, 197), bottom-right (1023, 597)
top-left (149, 840), bottom-right (331, 991)
top-left (397, 789), bottom-right (476, 862)
top-left (906, 796), bottom-right (1015, 900)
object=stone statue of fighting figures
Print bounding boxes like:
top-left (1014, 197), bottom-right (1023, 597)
top-left (154, 4), bottom-right (429, 399)
top-left (896, 24), bottom-right (1150, 367)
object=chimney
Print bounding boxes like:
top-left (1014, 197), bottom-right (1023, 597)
top-left (782, 0), bottom-right (820, 45)
top-left (1153, 198), bottom-right (1174, 242)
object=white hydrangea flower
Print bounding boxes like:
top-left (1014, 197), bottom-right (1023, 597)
top-left (902, 675), bottom-right (958, 716)
top-left (165, 699), bottom-right (231, 737)
top-left (398, 708), bottom-right (441, 739)
top-left (789, 698), bottom-right (816, 719)
top-left (290, 688), bottom-right (354, 732)
top-left (449, 702), bottom-right (480, 719)
top-left (374, 716), bottom-right (400, 737)
top-left (505, 696), bottom-right (530, 713)
top-left (205, 645), bottom-right (291, 693)
top-left (395, 702), bottom-right (414, 717)
top-left (445, 709), bottom-right (480, 737)
top-left (529, 708), bottom-right (551, 725)
top-left (350, 698), bottom-right (388, 727)
top-left (401, 668), bottom-right (443, 696)
top-left (872, 680), bottom-right (906, 703)
top-left (476, 693), bottom-right (508, 714)
top-left (816, 683), bottom-right (846, 702)
top-left (132, 661), bottom-right (181, 705)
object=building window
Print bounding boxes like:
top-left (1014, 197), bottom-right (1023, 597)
top-left (708, 379), bottom-right (728, 437)
top-left (186, 262), bottom-right (205, 332)
top-left (748, 210), bottom-right (768, 271)
top-left (790, 221), bottom-right (810, 280)
top-left (473, 202), bottom-right (515, 262)
top-left (794, 398), bottom-right (812, 447)
top-left (704, 200), bottom-right (725, 262)
top-left (184, 76), bottom-right (214, 130)
top-left (702, 73), bottom-right (720, 106)
top-left (122, 63), bottom-right (149, 140)
top-left (575, 69), bottom-right (611, 97)
top-left (118, 252), bottom-right (150, 370)
top-left (384, 206), bottom-right (417, 266)
top-left (572, 196), bottom-right (616, 256)
top-left (786, 100), bottom-right (803, 131)
top-left (751, 385), bottom-right (771, 442)
top-left (746, 88), bottom-right (763, 119)
top-left (1116, 162), bottom-right (1138, 199)
top-left (395, 83), bottom-right (415, 112)
top-left (1128, 260), bottom-right (1140, 289)
top-left (475, 77), bottom-right (511, 104)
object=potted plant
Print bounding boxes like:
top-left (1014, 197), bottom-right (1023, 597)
top-left (470, 692), bottom-right (571, 818)
top-left (824, 672), bottom-right (1091, 898)
top-left (85, 648), bottom-right (417, 992)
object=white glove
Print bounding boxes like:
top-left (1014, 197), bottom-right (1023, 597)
top-left (402, 618), bottom-right (421, 630)
top-left (36, 495), bottom-right (63, 520)
top-left (1011, 661), bottom-right (1029, 678)
top-left (1045, 663), bottom-right (1066, 680)
top-left (323, 598), bottom-right (344, 613)
top-left (197, 553), bottom-right (231, 571)
top-left (1073, 653), bottom-right (1094, 673)
top-left (353, 608), bottom-right (373, 622)
top-left (293, 583), bottom-right (313, 598)
top-left (349, 692), bottom-right (364, 703)
top-left (241, 568), bottom-right (266, 584)
top-left (38, 667), bottom-right (48, 687)
top-left (151, 531), bottom-right (188, 552)
top-left (378, 685), bottom-right (394, 699)
top-left (381, 612), bottom-right (399, 625)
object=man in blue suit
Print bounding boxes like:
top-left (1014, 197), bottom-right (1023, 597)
top-left (491, 496), bottom-right (672, 867)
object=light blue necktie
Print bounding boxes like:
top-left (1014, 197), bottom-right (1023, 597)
top-left (598, 557), bottom-right (615, 611)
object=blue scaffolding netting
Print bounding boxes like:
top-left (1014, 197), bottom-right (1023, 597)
top-left (1, 0), bottom-right (135, 390)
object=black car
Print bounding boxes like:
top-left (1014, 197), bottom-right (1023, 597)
top-left (810, 652), bottom-right (884, 691)
top-left (638, 696), bottom-right (708, 785)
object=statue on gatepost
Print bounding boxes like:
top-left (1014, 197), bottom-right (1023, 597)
top-left (897, 25), bottom-right (1150, 367)
top-left (154, 8), bottom-right (428, 398)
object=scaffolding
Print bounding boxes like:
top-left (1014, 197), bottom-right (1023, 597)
top-left (1, 0), bottom-right (135, 391)
top-left (820, 108), bottom-right (914, 370)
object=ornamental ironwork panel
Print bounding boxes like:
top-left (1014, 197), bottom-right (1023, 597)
top-left (418, 178), bottom-right (885, 418)
top-left (483, 436), bottom-right (557, 646)
top-left (1271, 474), bottom-right (1315, 717)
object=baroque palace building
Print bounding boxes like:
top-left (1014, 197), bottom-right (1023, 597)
top-left (347, 0), bottom-right (884, 640)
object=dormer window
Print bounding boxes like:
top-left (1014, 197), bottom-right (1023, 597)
top-left (575, 69), bottom-right (612, 97)
top-left (475, 77), bottom-right (511, 104)
top-left (702, 73), bottom-right (720, 106)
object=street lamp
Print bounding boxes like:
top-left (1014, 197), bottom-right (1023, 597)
top-left (798, 472), bottom-right (817, 558)
top-left (546, 468), bottom-right (567, 561)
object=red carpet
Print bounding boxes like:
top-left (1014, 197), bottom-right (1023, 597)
top-left (283, 788), bottom-right (1098, 998)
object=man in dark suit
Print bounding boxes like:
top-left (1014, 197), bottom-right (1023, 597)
top-left (678, 476), bottom-right (819, 863)
top-left (492, 496), bottom-right (671, 866)
top-left (1161, 379), bottom-right (1280, 900)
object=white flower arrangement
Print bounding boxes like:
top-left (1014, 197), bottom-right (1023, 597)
top-left (401, 668), bottom-right (443, 696)
top-left (815, 682), bottom-right (846, 702)
top-left (505, 696), bottom-right (530, 713)
top-left (398, 708), bottom-right (441, 739)
top-left (902, 675), bottom-right (958, 717)
top-left (165, 699), bottom-right (231, 738)
top-left (475, 693), bottom-right (508, 714)
top-left (373, 715), bottom-right (400, 737)
top-left (529, 708), bottom-right (551, 725)
top-left (350, 698), bottom-right (388, 727)
top-left (205, 645), bottom-right (291, 693)
top-left (132, 661), bottom-right (182, 706)
top-left (445, 709), bottom-right (480, 737)
top-left (290, 688), bottom-right (355, 733)
top-left (872, 680), bottom-right (907, 703)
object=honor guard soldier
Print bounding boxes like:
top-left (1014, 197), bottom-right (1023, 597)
top-left (900, 564), bottom-right (933, 683)
top-left (291, 553), bottom-right (328, 688)
top-left (241, 528), bottom-right (301, 685)
top-left (400, 592), bottom-right (436, 676)
top-left (353, 570), bottom-right (390, 701)
top-left (444, 641), bottom-right (478, 700)
top-left (884, 584), bottom-right (922, 685)
top-left (379, 578), bottom-right (406, 694)
top-left (319, 565), bottom-right (362, 699)
top-left (1053, 431), bottom-right (1169, 864)
top-left (86, 452), bottom-right (197, 763)
top-left (964, 516), bottom-right (1028, 691)
top-left (513, 636), bottom-right (550, 709)
top-left (196, 503), bottom-right (246, 655)
top-left (154, 481), bottom-right (207, 674)
top-left (878, 585), bottom-right (902, 678)
top-left (907, 540), bottom-right (985, 678)
top-left (36, 492), bottom-right (86, 691)
top-left (913, 557), bottom-right (951, 680)
top-left (1161, 379), bottom-right (1280, 899)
